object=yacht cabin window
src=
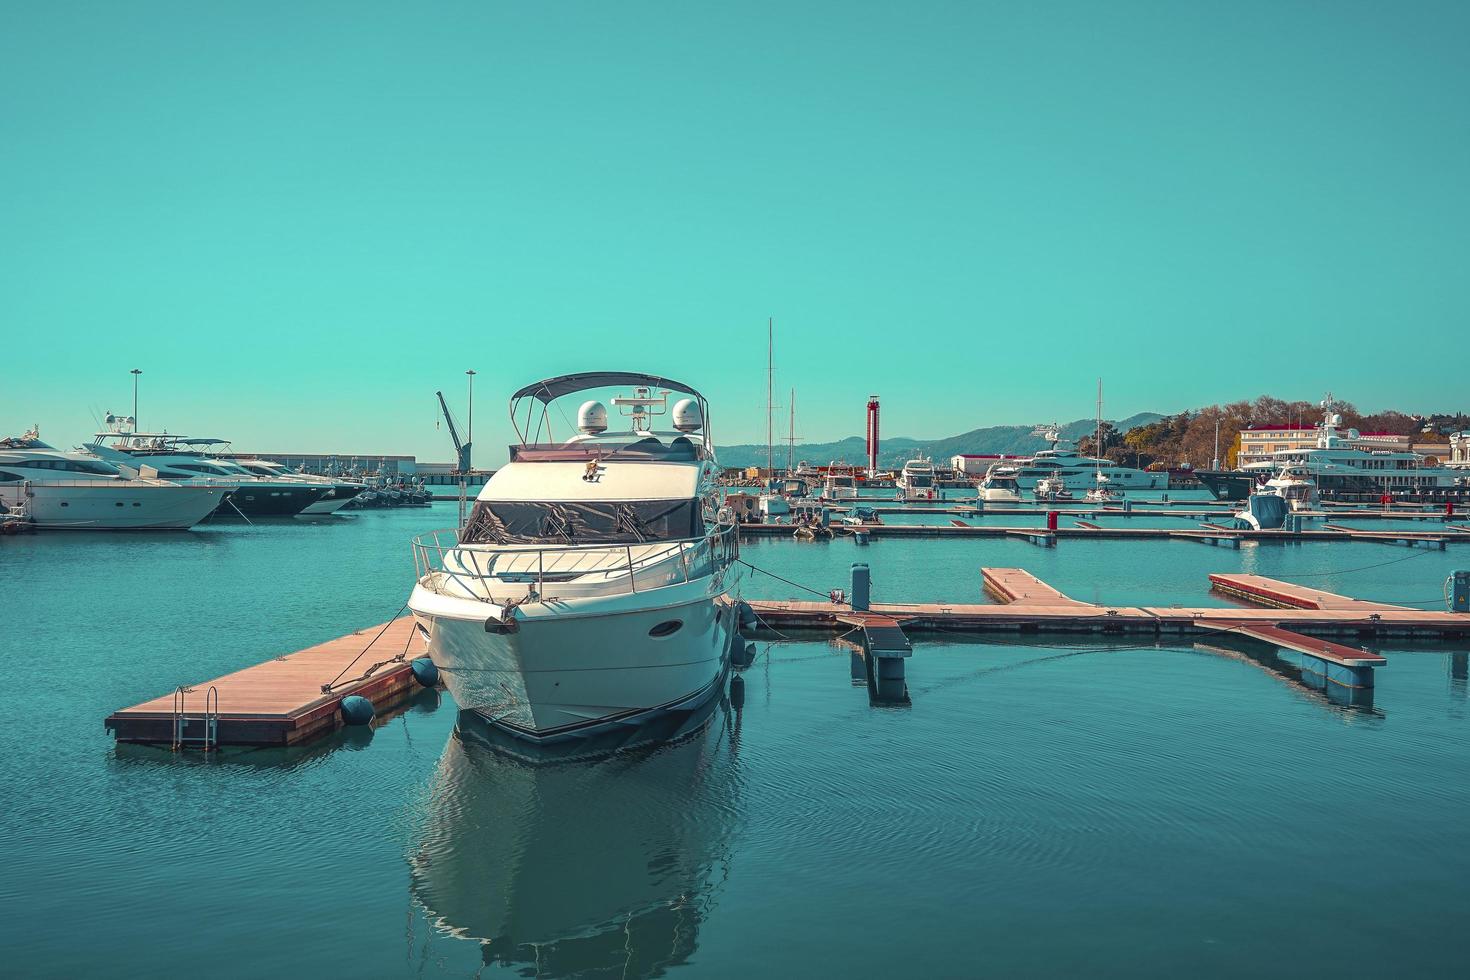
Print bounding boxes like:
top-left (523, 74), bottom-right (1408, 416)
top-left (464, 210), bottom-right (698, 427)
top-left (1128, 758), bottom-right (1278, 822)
top-left (461, 498), bottom-right (703, 545)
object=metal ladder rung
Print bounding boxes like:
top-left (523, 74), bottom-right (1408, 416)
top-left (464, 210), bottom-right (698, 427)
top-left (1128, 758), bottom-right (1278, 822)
top-left (171, 685), bottom-right (220, 752)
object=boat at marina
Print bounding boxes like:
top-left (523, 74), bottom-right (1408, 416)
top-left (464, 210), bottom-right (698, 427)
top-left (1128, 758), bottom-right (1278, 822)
top-left (1033, 476), bottom-right (1073, 501)
top-left (1259, 464), bottom-right (1319, 512)
top-left (230, 457), bottom-right (368, 514)
top-left (977, 462), bottom-right (1022, 502)
top-left (1006, 423), bottom-right (1159, 491)
top-left (0, 428), bottom-right (228, 530)
top-left (408, 372), bottom-right (741, 744)
top-left (823, 464), bottom-right (859, 501)
top-left (1197, 399), bottom-right (1469, 502)
top-left (896, 453), bottom-right (937, 500)
top-left (86, 419), bottom-right (330, 516)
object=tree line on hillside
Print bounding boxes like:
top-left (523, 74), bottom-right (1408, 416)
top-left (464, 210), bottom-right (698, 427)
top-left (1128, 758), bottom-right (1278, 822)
top-left (1076, 397), bottom-right (1468, 470)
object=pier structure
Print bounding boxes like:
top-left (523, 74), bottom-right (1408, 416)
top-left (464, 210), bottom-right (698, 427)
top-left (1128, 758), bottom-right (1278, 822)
top-left (107, 562), bottom-right (1467, 748)
top-left (740, 521), bottom-right (1464, 546)
top-left (107, 618), bottom-right (427, 747)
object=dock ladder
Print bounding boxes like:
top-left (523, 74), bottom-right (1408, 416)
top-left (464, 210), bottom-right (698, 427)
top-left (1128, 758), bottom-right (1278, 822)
top-left (171, 685), bottom-right (219, 752)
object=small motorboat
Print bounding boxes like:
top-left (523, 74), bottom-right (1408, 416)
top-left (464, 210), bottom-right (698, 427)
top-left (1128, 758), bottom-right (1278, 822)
top-left (1033, 476), bottom-right (1073, 501)
top-left (978, 463), bottom-right (1022, 503)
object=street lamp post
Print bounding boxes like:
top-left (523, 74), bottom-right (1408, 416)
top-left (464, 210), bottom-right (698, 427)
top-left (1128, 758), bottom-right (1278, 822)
top-left (130, 369), bottom-right (142, 431)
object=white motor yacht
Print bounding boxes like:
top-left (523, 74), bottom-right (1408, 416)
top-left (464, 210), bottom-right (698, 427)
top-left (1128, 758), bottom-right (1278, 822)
top-left (86, 417), bottom-right (330, 516)
top-left (823, 464), bottom-right (859, 501)
top-left (1033, 476), bottom-right (1074, 501)
top-left (896, 453), bottom-right (937, 501)
top-left (408, 372), bottom-right (741, 744)
top-left (0, 427), bottom-right (228, 530)
top-left (230, 458), bottom-right (368, 514)
top-left (977, 462), bottom-right (1022, 502)
top-left (1258, 464), bottom-right (1319, 512)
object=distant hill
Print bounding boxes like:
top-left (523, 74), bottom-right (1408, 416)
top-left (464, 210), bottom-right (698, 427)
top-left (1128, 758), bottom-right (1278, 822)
top-left (716, 413), bottom-right (1163, 469)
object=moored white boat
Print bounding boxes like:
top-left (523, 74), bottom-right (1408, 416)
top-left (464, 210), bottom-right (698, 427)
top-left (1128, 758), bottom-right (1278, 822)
top-left (0, 428), bottom-right (228, 530)
top-left (978, 462), bottom-right (1022, 502)
top-left (408, 372), bottom-right (741, 744)
top-left (896, 453), bottom-right (937, 500)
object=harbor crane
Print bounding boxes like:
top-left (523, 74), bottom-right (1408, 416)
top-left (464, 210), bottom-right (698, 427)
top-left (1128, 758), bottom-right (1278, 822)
top-left (436, 390), bottom-right (473, 527)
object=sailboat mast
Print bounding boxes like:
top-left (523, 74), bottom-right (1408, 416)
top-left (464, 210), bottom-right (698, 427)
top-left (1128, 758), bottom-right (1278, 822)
top-left (1096, 378), bottom-right (1103, 480)
top-left (788, 387), bottom-right (795, 473)
top-left (766, 317), bottom-right (774, 478)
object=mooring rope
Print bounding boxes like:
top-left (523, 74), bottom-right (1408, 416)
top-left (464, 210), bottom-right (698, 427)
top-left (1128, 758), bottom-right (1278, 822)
top-left (321, 603), bottom-right (408, 693)
top-left (735, 558), bottom-right (835, 602)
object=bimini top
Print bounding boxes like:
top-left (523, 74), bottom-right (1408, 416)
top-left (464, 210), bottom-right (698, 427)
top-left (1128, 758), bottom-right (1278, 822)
top-left (510, 372), bottom-right (704, 404)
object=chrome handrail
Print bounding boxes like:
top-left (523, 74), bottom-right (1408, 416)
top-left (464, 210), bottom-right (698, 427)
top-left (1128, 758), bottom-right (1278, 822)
top-left (410, 524), bottom-right (739, 604)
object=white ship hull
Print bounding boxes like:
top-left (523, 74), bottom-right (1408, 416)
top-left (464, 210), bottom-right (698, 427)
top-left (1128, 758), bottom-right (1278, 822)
top-left (299, 493), bottom-right (354, 515)
top-left (0, 481), bottom-right (228, 530)
top-left (411, 580), bottom-right (732, 741)
top-left (1013, 469), bottom-right (1161, 491)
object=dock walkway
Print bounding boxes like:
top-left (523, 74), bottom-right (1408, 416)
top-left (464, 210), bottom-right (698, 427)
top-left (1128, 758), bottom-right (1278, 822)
top-left (106, 617), bottom-right (426, 746)
top-left (1207, 573), bottom-right (1408, 612)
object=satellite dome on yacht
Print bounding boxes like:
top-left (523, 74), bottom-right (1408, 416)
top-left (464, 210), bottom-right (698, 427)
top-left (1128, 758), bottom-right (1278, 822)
top-left (672, 398), bottom-right (703, 433)
top-left (576, 400), bottom-right (609, 434)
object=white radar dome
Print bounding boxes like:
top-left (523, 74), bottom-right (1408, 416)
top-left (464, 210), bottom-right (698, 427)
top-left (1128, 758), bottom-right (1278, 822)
top-left (577, 400), bottom-right (608, 434)
top-left (672, 398), bottom-right (703, 433)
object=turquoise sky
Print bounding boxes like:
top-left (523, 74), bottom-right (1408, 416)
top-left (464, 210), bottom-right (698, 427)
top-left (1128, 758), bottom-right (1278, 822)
top-left (4, 1), bottom-right (1467, 462)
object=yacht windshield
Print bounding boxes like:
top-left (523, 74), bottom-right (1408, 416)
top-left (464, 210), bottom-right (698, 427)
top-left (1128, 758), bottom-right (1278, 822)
top-left (461, 499), bottom-right (703, 545)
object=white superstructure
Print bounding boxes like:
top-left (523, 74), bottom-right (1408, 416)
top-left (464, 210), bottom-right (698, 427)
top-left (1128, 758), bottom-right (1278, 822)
top-left (1241, 398), bottom-right (1464, 495)
top-left (896, 453), bottom-right (937, 501)
top-left (408, 372), bottom-right (740, 744)
top-left (977, 462), bottom-right (1021, 502)
top-left (0, 428), bottom-right (228, 530)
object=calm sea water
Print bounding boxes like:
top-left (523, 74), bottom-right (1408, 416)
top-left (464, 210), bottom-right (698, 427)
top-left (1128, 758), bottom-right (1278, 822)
top-left (3, 498), bottom-right (1469, 977)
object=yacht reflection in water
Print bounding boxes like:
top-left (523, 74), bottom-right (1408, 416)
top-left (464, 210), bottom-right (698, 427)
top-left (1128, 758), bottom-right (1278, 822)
top-left (410, 689), bottom-right (743, 976)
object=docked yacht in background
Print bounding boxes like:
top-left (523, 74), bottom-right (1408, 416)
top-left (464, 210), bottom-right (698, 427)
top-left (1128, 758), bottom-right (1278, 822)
top-left (977, 462), bottom-right (1022, 502)
top-left (1198, 400), bottom-right (1467, 501)
top-left (823, 464), bottom-right (859, 501)
top-left (0, 428), bottom-right (228, 530)
top-left (230, 457), bottom-right (367, 514)
top-left (1008, 424), bottom-right (1160, 492)
top-left (87, 418), bottom-right (330, 516)
top-left (408, 372), bottom-right (740, 745)
top-left (896, 453), bottom-right (937, 500)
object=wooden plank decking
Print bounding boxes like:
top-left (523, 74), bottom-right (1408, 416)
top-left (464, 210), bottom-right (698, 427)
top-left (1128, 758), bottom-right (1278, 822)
top-left (982, 567), bottom-right (1087, 606)
top-left (1207, 573), bottom-right (1408, 612)
top-left (106, 617), bottom-right (427, 746)
top-left (742, 567), bottom-right (1469, 641)
top-left (1197, 621), bottom-right (1388, 668)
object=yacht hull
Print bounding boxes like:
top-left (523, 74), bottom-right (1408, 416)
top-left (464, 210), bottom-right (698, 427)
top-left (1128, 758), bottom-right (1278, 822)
top-left (412, 587), bottom-right (732, 742)
top-left (214, 485), bottom-right (330, 516)
top-left (1013, 470), bottom-right (1163, 491)
top-left (298, 484), bottom-right (365, 515)
top-left (0, 482), bottom-right (229, 530)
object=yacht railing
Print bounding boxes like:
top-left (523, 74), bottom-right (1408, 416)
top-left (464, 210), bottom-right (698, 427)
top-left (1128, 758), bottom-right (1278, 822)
top-left (411, 523), bottom-right (740, 603)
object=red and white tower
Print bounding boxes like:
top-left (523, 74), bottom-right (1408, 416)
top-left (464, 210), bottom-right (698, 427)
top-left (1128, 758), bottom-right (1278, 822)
top-left (866, 395), bottom-right (880, 476)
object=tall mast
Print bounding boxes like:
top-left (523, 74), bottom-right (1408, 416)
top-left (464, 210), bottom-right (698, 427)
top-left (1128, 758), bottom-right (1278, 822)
top-left (1096, 378), bottom-right (1103, 481)
top-left (766, 317), bottom-right (774, 478)
top-left (788, 387), bottom-right (795, 473)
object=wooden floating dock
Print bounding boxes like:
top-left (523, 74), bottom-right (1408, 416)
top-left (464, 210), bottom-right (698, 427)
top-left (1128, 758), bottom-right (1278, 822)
top-left (106, 617), bottom-right (427, 747)
top-left (1207, 573), bottom-right (1408, 612)
top-left (836, 611), bottom-right (912, 704)
top-left (982, 568), bottom-right (1087, 606)
top-left (742, 569), bottom-right (1468, 641)
top-left (743, 522), bottom-right (1465, 544)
